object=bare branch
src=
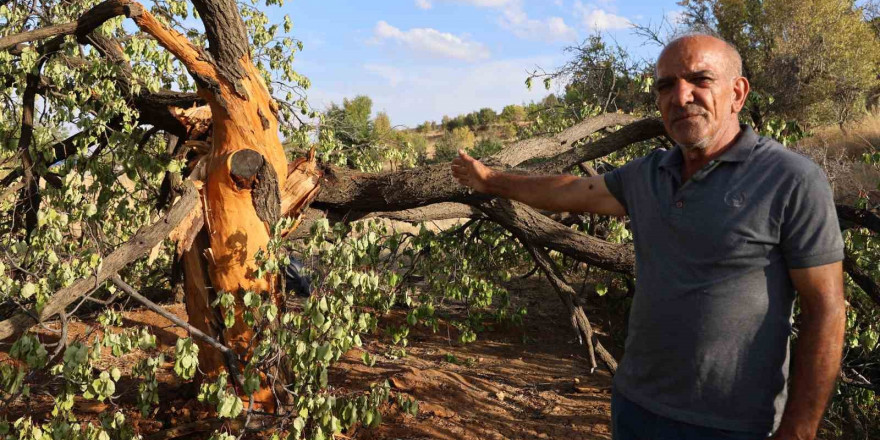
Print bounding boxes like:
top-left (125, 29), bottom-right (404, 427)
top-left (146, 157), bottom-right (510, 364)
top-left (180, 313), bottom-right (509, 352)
top-left (110, 275), bottom-right (245, 389)
top-left (190, 0), bottom-right (250, 94)
top-left (523, 242), bottom-right (618, 374)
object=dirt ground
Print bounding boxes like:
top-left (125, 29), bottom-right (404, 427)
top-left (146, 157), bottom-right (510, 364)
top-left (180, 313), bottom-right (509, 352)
top-left (342, 276), bottom-right (615, 440)
top-left (2, 275), bottom-right (615, 439)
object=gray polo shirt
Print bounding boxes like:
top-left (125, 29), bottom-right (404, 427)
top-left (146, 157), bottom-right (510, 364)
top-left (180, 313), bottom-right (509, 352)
top-left (604, 125), bottom-right (844, 433)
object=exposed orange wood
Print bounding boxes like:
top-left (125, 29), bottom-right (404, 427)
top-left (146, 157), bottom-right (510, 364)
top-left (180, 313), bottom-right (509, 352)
top-left (128, 2), bottom-right (216, 81)
top-left (197, 55), bottom-right (293, 410)
top-left (127, 7), bottom-right (319, 409)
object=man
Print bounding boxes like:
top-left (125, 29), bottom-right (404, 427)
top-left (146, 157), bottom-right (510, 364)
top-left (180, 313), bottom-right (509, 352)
top-left (451, 34), bottom-right (845, 439)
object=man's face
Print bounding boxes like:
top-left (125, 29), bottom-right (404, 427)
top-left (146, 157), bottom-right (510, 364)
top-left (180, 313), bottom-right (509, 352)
top-left (654, 38), bottom-right (742, 151)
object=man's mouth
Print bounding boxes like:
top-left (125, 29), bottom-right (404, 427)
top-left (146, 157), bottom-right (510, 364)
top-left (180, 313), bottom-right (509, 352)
top-left (673, 113), bottom-right (705, 123)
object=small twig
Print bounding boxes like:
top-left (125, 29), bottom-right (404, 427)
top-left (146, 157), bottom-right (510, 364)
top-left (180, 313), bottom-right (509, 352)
top-left (109, 275), bottom-right (246, 391)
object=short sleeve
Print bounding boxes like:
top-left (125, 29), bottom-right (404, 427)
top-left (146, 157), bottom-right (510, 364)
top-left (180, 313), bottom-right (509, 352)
top-left (780, 168), bottom-right (844, 269)
top-left (603, 158), bottom-right (644, 215)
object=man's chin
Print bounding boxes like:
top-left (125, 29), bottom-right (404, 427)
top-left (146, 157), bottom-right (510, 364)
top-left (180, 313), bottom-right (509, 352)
top-left (672, 135), bottom-right (710, 151)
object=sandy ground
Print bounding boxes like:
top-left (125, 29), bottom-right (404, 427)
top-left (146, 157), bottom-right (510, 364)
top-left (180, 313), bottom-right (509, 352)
top-left (2, 276), bottom-right (614, 439)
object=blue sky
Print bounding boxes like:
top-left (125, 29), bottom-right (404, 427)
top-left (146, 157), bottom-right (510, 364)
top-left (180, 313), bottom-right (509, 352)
top-left (274, 0), bottom-right (684, 127)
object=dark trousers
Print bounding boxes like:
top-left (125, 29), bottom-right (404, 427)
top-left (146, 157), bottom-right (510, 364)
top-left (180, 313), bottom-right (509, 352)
top-left (611, 388), bottom-right (768, 440)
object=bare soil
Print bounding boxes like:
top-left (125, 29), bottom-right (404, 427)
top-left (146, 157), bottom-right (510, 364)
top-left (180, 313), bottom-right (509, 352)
top-left (2, 276), bottom-right (615, 440)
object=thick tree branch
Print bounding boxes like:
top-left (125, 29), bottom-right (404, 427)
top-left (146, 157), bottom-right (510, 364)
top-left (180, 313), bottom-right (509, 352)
top-left (13, 36), bottom-right (66, 239)
top-left (126, 2), bottom-right (217, 85)
top-left (190, 0), bottom-right (250, 95)
top-left (477, 198), bottom-right (635, 275)
top-left (0, 0), bottom-right (135, 50)
top-left (314, 163), bottom-right (489, 213)
top-left (15, 71), bottom-right (42, 240)
top-left (0, 182), bottom-right (200, 342)
top-left (492, 113), bottom-right (640, 167)
top-left (349, 203), bottom-right (483, 223)
top-left (525, 118), bottom-right (665, 175)
top-left (315, 118), bottom-right (665, 213)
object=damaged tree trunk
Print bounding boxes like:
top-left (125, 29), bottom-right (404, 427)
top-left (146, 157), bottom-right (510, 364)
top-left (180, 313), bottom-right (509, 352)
top-left (119, 0), bottom-right (320, 409)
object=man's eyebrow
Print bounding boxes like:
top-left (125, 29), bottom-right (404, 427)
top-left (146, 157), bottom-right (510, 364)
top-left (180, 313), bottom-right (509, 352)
top-left (656, 70), bottom-right (717, 84)
top-left (683, 70), bottom-right (716, 79)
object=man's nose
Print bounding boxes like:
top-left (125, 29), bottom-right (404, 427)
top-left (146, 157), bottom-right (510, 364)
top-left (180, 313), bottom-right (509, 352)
top-left (670, 80), bottom-right (694, 107)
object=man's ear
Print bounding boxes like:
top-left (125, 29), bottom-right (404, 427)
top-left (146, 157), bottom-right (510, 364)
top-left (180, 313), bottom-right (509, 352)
top-left (732, 76), bottom-right (750, 113)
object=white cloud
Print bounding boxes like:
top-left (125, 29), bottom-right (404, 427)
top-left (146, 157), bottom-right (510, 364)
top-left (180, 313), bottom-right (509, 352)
top-left (415, 0), bottom-right (432, 9)
top-left (373, 21), bottom-right (490, 61)
top-left (422, 0), bottom-right (575, 42)
top-left (574, 1), bottom-right (631, 31)
top-left (499, 4), bottom-right (577, 42)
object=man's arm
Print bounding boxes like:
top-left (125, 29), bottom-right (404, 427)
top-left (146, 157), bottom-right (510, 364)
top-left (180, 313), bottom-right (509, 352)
top-left (450, 150), bottom-right (626, 216)
top-left (773, 261), bottom-right (845, 440)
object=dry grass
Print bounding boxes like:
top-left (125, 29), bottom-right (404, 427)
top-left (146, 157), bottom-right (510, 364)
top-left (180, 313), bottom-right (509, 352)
top-left (800, 112), bottom-right (880, 158)
top-left (794, 112), bottom-right (880, 205)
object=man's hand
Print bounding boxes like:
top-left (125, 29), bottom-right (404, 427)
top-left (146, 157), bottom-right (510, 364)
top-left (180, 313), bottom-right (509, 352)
top-left (451, 149), bottom-right (494, 193)
top-left (448, 149), bottom-right (625, 215)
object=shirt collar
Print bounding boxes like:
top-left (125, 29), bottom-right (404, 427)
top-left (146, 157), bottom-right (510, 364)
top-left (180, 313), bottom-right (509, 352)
top-left (658, 124), bottom-right (758, 171)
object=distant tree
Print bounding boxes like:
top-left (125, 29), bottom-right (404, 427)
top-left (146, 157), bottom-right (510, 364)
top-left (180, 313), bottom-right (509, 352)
top-left (501, 104), bottom-right (527, 122)
top-left (478, 108), bottom-right (498, 125)
top-left (464, 112), bottom-right (480, 128)
top-left (446, 115), bottom-right (467, 131)
top-left (373, 112), bottom-right (392, 142)
top-left (325, 95), bottom-right (375, 146)
top-left (679, 0), bottom-right (880, 126)
top-left (434, 127), bottom-right (476, 161)
top-left (541, 94), bottom-right (560, 108)
top-left (528, 35), bottom-right (654, 118)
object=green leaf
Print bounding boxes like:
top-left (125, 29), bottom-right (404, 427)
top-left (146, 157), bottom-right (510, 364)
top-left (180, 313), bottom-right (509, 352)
top-left (20, 282), bottom-right (36, 299)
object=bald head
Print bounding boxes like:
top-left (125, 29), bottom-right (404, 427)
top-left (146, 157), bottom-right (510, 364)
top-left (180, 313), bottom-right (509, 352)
top-left (653, 32), bottom-right (750, 153)
top-left (657, 34), bottom-right (743, 79)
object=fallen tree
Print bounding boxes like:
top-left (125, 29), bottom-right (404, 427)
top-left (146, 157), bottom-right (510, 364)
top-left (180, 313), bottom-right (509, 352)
top-left (1, 1), bottom-right (878, 438)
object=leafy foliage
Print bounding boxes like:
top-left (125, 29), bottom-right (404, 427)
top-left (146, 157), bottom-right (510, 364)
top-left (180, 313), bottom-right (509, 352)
top-left (679, 0), bottom-right (880, 126)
